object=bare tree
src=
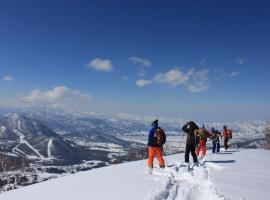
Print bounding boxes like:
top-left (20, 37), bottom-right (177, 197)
top-left (0, 156), bottom-right (9, 172)
top-left (6, 161), bottom-right (26, 191)
top-left (0, 154), bottom-right (28, 191)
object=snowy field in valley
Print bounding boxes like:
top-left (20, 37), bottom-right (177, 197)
top-left (0, 148), bottom-right (269, 200)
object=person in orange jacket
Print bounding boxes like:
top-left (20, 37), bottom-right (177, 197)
top-left (195, 124), bottom-right (209, 158)
top-left (223, 126), bottom-right (232, 150)
top-left (147, 119), bottom-right (166, 169)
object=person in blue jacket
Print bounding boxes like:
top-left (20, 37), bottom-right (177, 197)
top-left (147, 119), bottom-right (166, 168)
top-left (210, 127), bottom-right (221, 154)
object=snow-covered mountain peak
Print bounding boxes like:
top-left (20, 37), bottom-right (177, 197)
top-left (0, 126), bottom-right (7, 134)
top-left (0, 112), bottom-right (96, 164)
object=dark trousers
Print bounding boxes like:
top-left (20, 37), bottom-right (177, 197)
top-left (224, 138), bottom-right (229, 150)
top-left (212, 141), bottom-right (220, 153)
top-left (185, 143), bottom-right (198, 163)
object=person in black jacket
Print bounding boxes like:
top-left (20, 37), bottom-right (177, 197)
top-left (182, 121), bottom-right (199, 164)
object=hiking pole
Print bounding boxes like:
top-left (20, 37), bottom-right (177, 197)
top-left (162, 146), bottom-right (168, 166)
top-left (144, 146), bottom-right (148, 160)
top-left (179, 132), bottom-right (185, 150)
top-left (164, 155), bottom-right (169, 167)
top-left (140, 146), bottom-right (148, 167)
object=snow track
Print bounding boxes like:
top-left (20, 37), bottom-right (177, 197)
top-left (148, 162), bottom-right (225, 200)
top-left (13, 130), bottom-right (45, 159)
top-left (47, 138), bottom-right (53, 159)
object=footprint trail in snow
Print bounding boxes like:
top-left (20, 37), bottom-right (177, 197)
top-left (146, 161), bottom-right (226, 200)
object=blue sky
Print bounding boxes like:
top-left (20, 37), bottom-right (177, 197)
top-left (0, 0), bottom-right (270, 121)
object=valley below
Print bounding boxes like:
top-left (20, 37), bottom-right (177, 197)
top-left (0, 109), bottom-right (268, 193)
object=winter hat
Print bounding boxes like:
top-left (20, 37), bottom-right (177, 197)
top-left (152, 119), bottom-right (158, 127)
top-left (211, 127), bottom-right (215, 132)
top-left (200, 124), bottom-right (205, 128)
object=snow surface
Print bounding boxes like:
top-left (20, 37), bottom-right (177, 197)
top-left (0, 149), bottom-right (269, 200)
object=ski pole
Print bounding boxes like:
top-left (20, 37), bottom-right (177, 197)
top-left (164, 155), bottom-right (169, 167)
top-left (140, 146), bottom-right (148, 167)
top-left (144, 146), bottom-right (148, 159)
top-left (179, 132), bottom-right (185, 149)
top-left (162, 147), bottom-right (169, 167)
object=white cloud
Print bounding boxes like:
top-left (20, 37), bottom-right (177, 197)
top-left (143, 68), bottom-right (209, 93)
top-left (185, 69), bottom-right (209, 93)
top-left (21, 86), bottom-right (92, 111)
top-left (3, 76), bottom-right (14, 81)
top-left (153, 68), bottom-right (193, 87)
top-left (229, 71), bottom-right (242, 77)
top-left (236, 58), bottom-right (245, 65)
top-left (129, 57), bottom-right (151, 67)
top-left (136, 79), bottom-right (152, 87)
top-left (88, 58), bottom-right (113, 72)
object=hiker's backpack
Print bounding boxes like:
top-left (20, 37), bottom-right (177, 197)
top-left (213, 131), bottom-right (221, 143)
top-left (188, 121), bottom-right (199, 131)
top-left (213, 135), bottom-right (219, 142)
top-left (224, 129), bottom-right (233, 139)
top-left (183, 121), bottom-right (199, 133)
top-left (198, 128), bottom-right (208, 141)
top-left (228, 130), bottom-right (233, 139)
top-left (154, 128), bottom-right (166, 146)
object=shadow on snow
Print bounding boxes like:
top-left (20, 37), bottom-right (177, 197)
top-left (206, 159), bottom-right (236, 164)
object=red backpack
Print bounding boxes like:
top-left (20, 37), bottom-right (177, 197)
top-left (224, 129), bottom-right (233, 139)
top-left (228, 130), bottom-right (233, 139)
top-left (155, 128), bottom-right (165, 146)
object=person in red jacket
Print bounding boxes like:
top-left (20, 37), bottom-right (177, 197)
top-left (195, 124), bottom-right (209, 158)
top-left (223, 126), bottom-right (232, 150)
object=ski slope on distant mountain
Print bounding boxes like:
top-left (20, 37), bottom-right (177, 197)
top-left (0, 149), bottom-right (269, 200)
top-left (13, 130), bottom-right (45, 159)
top-left (47, 138), bottom-right (53, 159)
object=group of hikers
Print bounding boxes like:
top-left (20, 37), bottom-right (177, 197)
top-left (147, 119), bottom-right (233, 169)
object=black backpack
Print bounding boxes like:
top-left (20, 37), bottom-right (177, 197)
top-left (183, 121), bottom-right (199, 133)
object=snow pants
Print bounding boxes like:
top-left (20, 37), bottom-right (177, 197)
top-left (212, 141), bottom-right (220, 153)
top-left (196, 140), bottom-right (206, 157)
top-left (185, 143), bottom-right (198, 163)
top-left (148, 147), bottom-right (165, 168)
top-left (224, 137), bottom-right (229, 150)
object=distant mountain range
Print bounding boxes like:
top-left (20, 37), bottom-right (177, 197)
top-left (0, 107), bottom-right (268, 192)
top-left (0, 113), bottom-right (107, 165)
top-left (0, 108), bottom-right (267, 162)
top-left (1, 107), bottom-right (267, 133)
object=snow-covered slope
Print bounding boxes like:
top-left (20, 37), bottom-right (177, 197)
top-left (211, 149), bottom-right (270, 200)
top-left (0, 148), bottom-right (269, 200)
top-left (0, 113), bottom-right (98, 164)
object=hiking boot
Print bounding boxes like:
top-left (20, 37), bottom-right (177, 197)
top-left (148, 167), bottom-right (153, 174)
